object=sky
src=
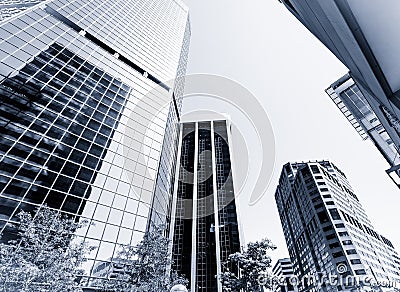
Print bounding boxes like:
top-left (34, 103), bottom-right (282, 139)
top-left (181, 0), bottom-right (400, 261)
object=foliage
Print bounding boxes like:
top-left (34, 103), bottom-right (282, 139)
top-left (218, 238), bottom-right (276, 292)
top-left (0, 207), bottom-right (92, 292)
top-left (103, 224), bottom-right (188, 292)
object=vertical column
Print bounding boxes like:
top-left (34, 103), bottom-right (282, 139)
top-left (225, 120), bottom-right (245, 247)
top-left (190, 122), bottom-right (199, 292)
top-left (168, 123), bottom-right (184, 263)
top-left (211, 121), bottom-right (223, 292)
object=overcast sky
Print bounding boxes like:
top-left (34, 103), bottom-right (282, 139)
top-left (181, 0), bottom-right (400, 261)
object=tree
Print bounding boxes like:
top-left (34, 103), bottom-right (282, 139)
top-left (103, 224), bottom-right (188, 292)
top-left (0, 207), bottom-right (92, 292)
top-left (218, 238), bottom-right (276, 292)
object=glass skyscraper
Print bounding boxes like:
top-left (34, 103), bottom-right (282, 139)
top-left (0, 0), bottom-right (190, 285)
top-left (169, 120), bottom-right (242, 292)
top-left (275, 161), bottom-right (400, 291)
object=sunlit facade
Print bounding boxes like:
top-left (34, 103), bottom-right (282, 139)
top-left (275, 161), bottom-right (400, 292)
top-left (170, 120), bottom-right (242, 292)
top-left (0, 0), bottom-right (190, 285)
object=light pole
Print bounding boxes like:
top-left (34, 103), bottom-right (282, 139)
top-left (170, 284), bottom-right (188, 292)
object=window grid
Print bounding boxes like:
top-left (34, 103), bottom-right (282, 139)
top-left (0, 0), bottom-right (190, 284)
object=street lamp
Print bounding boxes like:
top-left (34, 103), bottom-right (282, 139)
top-left (170, 284), bottom-right (188, 292)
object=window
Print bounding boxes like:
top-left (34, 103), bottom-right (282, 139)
top-left (346, 249), bottom-right (357, 255)
top-left (317, 210), bottom-right (329, 224)
top-left (312, 165), bottom-right (321, 173)
top-left (332, 251), bottom-right (344, 258)
top-left (350, 259), bottom-right (362, 265)
top-left (326, 234), bottom-right (337, 240)
top-left (329, 208), bottom-right (341, 220)
top-left (329, 242), bottom-right (340, 249)
top-left (314, 203), bottom-right (324, 209)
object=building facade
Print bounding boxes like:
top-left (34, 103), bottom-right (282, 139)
top-left (0, 0), bottom-right (190, 285)
top-left (280, 0), bottom-right (400, 186)
top-left (326, 74), bottom-right (400, 185)
top-left (0, 0), bottom-right (46, 21)
top-left (169, 120), bottom-right (242, 292)
top-left (275, 161), bottom-right (400, 291)
top-left (272, 258), bottom-right (298, 292)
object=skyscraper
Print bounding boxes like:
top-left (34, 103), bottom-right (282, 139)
top-left (0, 0), bottom-right (190, 285)
top-left (272, 258), bottom-right (298, 292)
top-left (275, 161), bottom-right (400, 291)
top-left (280, 1), bottom-right (400, 185)
top-left (169, 120), bottom-right (242, 292)
top-left (326, 74), bottom-right (400, 186)
top-left (280, 1), bottom-right (400, 110)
